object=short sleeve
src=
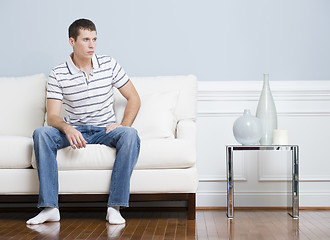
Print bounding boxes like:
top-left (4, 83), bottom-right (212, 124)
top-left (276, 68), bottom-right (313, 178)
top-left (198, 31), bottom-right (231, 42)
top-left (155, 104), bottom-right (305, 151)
top-left (112, 58), bottom-right (130, 89)
top-left (47, 71), bottom-right (63, 101)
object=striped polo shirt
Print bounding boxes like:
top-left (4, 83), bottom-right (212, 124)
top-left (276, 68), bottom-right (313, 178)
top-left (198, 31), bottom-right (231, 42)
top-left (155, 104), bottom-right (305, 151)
top-left (47, 54), bottom-right (130, 127)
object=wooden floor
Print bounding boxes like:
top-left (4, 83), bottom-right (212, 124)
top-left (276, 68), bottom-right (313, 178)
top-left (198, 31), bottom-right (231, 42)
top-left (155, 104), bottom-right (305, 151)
top-left (0, 209), bottom-right (330, 239)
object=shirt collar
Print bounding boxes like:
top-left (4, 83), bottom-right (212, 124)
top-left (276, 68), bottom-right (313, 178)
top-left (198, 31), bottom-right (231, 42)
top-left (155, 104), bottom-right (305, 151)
top-left (66, 53), bottom-right (100, 75)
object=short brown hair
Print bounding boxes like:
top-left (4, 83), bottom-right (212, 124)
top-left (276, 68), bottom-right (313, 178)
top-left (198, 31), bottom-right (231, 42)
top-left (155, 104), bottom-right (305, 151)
top-left (69, 19), bottom-right (97, 40)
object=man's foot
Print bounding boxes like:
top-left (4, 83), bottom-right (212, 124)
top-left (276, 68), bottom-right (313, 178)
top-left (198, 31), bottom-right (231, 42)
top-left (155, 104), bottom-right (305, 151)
top-left (26, 207), bottom-right (60, 225)
top-left (106, 206), bottom-right (126, 224)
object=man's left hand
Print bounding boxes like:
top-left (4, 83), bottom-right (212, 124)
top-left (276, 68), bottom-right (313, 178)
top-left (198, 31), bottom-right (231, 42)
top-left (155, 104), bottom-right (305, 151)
top-left (106, 123), bottom-right (123, 134)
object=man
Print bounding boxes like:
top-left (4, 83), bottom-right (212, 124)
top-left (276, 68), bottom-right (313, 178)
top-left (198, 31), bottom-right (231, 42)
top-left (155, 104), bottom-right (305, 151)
top-left (26, 19), bottom-right (141, 225)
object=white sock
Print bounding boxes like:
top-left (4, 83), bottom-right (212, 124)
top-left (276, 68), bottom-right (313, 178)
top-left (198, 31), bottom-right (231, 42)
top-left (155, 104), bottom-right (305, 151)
top-left (106, 206), bottom-right (126, 224)
top-left (26, 207), bottom-right (60, 225)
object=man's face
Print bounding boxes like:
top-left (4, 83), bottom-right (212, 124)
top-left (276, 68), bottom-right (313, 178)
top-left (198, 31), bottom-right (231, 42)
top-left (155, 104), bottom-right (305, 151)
top-left (69, 29), bottom-right (97, 60)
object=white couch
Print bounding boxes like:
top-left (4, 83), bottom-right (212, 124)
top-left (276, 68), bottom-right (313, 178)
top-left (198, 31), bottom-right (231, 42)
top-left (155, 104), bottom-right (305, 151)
top-left (0, 74), bottom-right (198, 219)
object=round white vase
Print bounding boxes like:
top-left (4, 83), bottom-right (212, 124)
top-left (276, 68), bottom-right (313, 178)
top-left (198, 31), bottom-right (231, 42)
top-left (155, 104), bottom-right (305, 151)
top-left (233, 109), bottom-right (262, 145)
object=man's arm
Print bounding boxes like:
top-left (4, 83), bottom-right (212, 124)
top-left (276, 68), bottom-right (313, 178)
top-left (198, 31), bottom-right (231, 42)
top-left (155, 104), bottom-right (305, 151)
top-left (106, 80), bottom-right (140, 133)
top-left (119, 80), bottom-right (141, 126)
top-left (47, 99), bottom-right (87, 149)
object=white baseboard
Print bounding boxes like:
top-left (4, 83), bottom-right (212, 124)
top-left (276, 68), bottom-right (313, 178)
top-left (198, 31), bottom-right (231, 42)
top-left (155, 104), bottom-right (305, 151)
top-left (197, 192), bottom-right (330, 207)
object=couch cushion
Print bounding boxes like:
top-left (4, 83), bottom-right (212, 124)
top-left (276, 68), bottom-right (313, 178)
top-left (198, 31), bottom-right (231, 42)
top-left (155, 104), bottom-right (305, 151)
top-left (129, 75), bottom-right (197, 121)
top-left (31, 139), bottom-right (195, 170)
top-left (114, 91), bottom-right (178, 139)
top-left (0, 136), bottom-right (33, 168)
top-left (0, 74), bottom-right (47, 137)
top-left (114, 75), bottom-right (196, 139)
top-left (136, 139), bottom-right (195, 169)
top-left (0, 168), bottom-right (198, 194)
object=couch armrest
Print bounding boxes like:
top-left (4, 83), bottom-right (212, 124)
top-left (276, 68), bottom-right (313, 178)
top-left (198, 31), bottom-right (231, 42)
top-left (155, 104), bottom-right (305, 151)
top-left (176, 119), bottom-right (196, 143)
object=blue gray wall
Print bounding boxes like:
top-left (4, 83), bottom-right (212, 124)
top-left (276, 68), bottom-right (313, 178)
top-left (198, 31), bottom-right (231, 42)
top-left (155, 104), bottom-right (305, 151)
top-left (1, 0), bottom-right (330, 81)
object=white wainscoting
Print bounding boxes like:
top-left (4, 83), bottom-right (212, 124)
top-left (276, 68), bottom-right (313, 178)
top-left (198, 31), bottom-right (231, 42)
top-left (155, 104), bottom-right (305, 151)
top-left (196, 80), bottom-right (330, 207)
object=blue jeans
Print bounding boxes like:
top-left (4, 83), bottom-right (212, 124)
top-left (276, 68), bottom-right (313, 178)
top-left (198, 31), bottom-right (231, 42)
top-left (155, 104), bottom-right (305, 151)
top-left (33, 125), bottom-right (140, 208)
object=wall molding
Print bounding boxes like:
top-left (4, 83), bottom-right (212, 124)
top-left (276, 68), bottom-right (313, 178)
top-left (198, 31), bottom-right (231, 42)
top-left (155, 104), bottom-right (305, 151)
top-left (198, 112), bottom-right (330, 118)
top-left (196, 80), bottom-right (330, 207)
top-left (299, 176), bottom-right (330, 182)
top-left (198, 175), bottom-right (226, 182)
top-left (197, 80), bottom-right (330, 117)
top-left (199, 175), bottom-right (248, 182)
top-left (198, 175), bottom-right (330, 182)
top-left (198, 80), bottom-right (330, 101)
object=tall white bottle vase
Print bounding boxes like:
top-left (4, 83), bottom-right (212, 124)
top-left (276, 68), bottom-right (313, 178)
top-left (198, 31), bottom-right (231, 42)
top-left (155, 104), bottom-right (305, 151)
top-left (256, 73), bottom-right (278, 145)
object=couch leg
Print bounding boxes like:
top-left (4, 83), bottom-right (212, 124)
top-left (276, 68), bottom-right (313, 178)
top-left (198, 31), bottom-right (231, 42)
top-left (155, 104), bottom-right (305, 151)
top-left (187, 193), bottom-right (196, 220)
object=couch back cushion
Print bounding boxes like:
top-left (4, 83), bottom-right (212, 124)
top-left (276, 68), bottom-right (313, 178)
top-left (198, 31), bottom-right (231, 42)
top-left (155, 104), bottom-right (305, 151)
top-left (0, 74), bottom-right (47, 137)
top-left (114, 75), bottom-right (197, 139)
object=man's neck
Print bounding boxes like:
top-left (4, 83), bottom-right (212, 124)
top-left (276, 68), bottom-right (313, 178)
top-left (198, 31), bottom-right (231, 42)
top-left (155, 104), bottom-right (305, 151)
top-left (71, 54), bottom-right (93, 76)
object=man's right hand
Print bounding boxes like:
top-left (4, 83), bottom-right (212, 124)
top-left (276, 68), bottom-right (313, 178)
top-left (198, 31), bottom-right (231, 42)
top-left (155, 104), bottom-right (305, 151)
top-left (63, 125), bottom-right (87, 149)
top-left (46, 99), bottom-right (87, 149)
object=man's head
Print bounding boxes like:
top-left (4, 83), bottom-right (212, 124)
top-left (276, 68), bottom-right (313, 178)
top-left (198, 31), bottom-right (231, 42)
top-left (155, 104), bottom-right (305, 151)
top-left (69, 18), bottom-right (96, 41)
top-left (69, 19), bottom-right (97, 61)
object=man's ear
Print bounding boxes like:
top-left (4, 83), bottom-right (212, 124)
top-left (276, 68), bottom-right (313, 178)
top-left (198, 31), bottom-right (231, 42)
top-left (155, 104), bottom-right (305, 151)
top-left (69, 37), bottom-right (75, 47)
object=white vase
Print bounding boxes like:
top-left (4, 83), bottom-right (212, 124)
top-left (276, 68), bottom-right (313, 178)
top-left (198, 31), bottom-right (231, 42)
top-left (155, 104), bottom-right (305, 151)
top-left (233, 109), bottom-right (262, 145)
top-left (256, 73), bottom-right (278, 145)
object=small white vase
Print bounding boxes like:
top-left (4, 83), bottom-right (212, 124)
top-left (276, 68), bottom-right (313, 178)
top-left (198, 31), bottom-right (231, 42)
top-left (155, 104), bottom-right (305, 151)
top-left (233, 109), bottom-right (262, 145)
top-left (256, 73), bottom-right (278, 145)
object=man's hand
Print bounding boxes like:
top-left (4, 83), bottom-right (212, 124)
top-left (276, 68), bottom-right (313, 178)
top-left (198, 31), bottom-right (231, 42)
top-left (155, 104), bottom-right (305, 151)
top-left (106, 123), bottom-right (122, 134)
top-left (47, 99), bottom-right (87, 149)
top-left (63, 125), bottom-right (87, 149)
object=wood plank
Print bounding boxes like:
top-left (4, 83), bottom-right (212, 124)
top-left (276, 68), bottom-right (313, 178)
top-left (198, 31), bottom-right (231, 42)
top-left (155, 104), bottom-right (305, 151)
top-left (119, 212), bottom-right (141, 239)
top-left (163, 212), bottom-right (177, 240)
top-left (175, 212), bottom-right (187, 240)
top-left (153, 212), bottom-right (169, 240)
top-left (140, 212), bottom-right (159, 239)
top-left (196, 211), bottom-right (208, 240)
top-left (85, 221), bottom-right (109, 240)
top-left (130, 212), bottom-right (150, 240)
top-left (186, 216), bottom-right (196, 240)
top-left (314, 211), bottom-right (330, 239)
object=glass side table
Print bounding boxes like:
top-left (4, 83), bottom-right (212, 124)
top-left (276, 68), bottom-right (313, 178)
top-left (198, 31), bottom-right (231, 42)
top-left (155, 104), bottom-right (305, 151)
top-left (226, 145), bottom-right (299, 219)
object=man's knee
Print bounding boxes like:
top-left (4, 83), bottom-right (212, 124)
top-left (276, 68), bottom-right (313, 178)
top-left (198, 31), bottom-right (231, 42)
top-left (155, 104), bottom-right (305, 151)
top-left (33, 126), bottom-right (57, 141)
top-left (121, 127), bottom-right (140, 141)
top-left (122, 127), bottom-right (140, 144)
